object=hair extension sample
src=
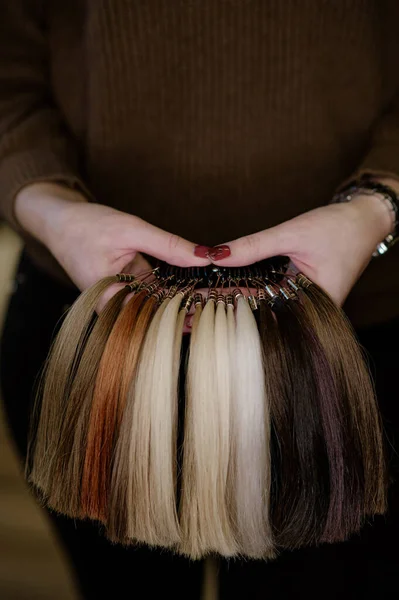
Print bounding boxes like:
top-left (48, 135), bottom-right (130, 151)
top-left (225, 297), bottom-right (237, 518)
top-left (265, 292), bottom-right (332, 548)
top-left (258, 298), bottom-right (297, 541)
top-left (283, 295), bottom-right (347, 543)
top-left (108, 294), bottom-right (169, 543)
top-left (285, 283), bottom-right (364, 537)
top-left (81, 289), bottom-right (150, 521)
top-left (213, 297), bottom-right (238, 555)
top-left (46, 286), bottom-right (131, 517)
top-left (296, 276), bottom-right (386, 520)
top-left (121, 294), bottom-right (181, 546)
top-left (229, 293), bottom-right (274, 558)
top-left (29, 258), bottom-right (385, 558)
top-left (146, 292), bottom-right (186, 546)
top-left (174, 296), bottom-right (192, 377)
top-left (28, 276), bottom-right (119, 493)
top-left (180, 293), bottom-right (237, 558)
top-left (190, 294), bottom-right (203, 346)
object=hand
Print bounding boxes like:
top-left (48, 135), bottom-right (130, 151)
top-left (15, 182), bottom-right (210, 292)
top-left (210, 194), bottom-right (394, 305)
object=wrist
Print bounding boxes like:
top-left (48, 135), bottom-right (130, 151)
top-left (332, 178), bottom-right (399, 255)
top-left (15, 182), bottom-right (88, 249)
top-left (350, 193), bottom-right (394, 242)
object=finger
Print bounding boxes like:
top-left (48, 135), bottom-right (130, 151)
top-left (209, 223), bottom-right (291, 267)
top-left (122, 253), bottom-right (153, 277)
top-left (128, 218), bottom-right (211, 267)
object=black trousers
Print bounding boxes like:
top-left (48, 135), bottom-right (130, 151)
top-left (1, 252), bottom-right (399, 599)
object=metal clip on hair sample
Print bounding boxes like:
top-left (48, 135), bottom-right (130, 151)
top-left (247, 295), bottom-right (258, 311)
top-left (193, 293), bottom-right (204, 308)
top-left (178, 281), bottom-right (196, 299)
top-left (216, 294), bottom-right (226, 305)
top-left (225, 294), bottom-right (234, 308)
top-left (144, 281), bottom-right (163, 297)
top-left (265, 285), bottom-right (278, 300)
top-left (257, 288), bottom-right (266, 302)
top-left (124, 279), bottom-right (142, 293)
top-left (152, 288), bottom-right (166, 304)
top-left (233, 288), bottom-right (244, 304)
top-left (207, 289), bottom-right (218, 303)
top-left (182, 295), bottom-right (194, 313)
top-left (167, 285), bottom-right (179, 298)
top-left (265, 284), bottom-right (284, 311)
top-left (279, 287), bottom-right (296, 301)
top-left (287, 278), bottom-right (300, 292)
top-left (243, 276), bottom-right (258, 311)
top-left (116, 273), bottom-right (136, 283)
top-left (296, 273), bottom-right (313, 289)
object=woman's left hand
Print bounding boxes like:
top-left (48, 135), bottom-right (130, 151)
top-left (210, 194), bottom-right (394, 305)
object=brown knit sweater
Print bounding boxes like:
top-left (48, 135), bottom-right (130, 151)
top-left (1, 0), bottom-right (399, 327)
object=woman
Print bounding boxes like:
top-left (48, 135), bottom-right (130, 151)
top-left (1, 1), bottom-right (399, 598)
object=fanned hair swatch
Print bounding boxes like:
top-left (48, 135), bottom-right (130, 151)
top-left (47, 285), bottom-right (131, 516)
top-left (81, 288), bottom-right (153, 521)
top-left (180, 291), bottom-right (237, 558)
top-left (295, 278), bottom-right (386, 519)
top-left (28, 259), bottom-right (387, 559)
top-left (27, 275), bottom-right (119, 492)
top-left (108, 289), bottom-right (169, 544)
top-left (230, 290), bottom-right (274, 558)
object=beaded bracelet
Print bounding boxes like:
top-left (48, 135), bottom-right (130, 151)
top-left (332, 179), bottom-right (399, 257)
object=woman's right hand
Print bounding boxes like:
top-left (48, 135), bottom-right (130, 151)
top-left (15, 182), bottom-right (210, 293)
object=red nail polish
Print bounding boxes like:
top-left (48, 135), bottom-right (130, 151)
top-left (194, 245), bottom-right (212, 258)
top-left (209, 245), bottom-right (231, 261)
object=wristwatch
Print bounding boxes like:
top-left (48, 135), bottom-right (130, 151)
top-left (332, 179), bottom-right (399, 257)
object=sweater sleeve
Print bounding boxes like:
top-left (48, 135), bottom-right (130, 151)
top-left (352, 92), bottom-right (399, 183)
top-left (0, 0), bottom-right (89, 232)
top-left (340, 0), bottom-right (399, 187)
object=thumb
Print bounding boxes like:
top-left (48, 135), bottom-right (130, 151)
top-left (130, 218), bottom-right (211, 267)
top-left (210, 223), bottom-right (290, 267)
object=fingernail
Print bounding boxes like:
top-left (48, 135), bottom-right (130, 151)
top-left (208, 245), bottom-right (231, 261)
top-left (194, 245), bottom-right (212, 258)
